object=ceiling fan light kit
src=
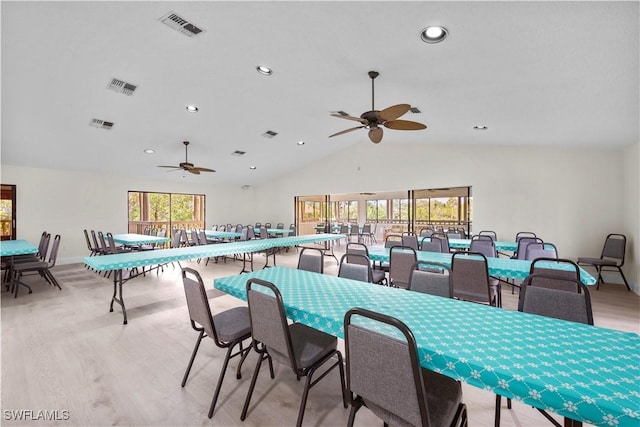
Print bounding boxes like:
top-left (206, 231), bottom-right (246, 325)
top-left (157, 141), bottom-right (216, 174)
top-left (329, 70), bottom-right (427, 143)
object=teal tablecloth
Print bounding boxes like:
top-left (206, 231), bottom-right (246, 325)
top-left (0, 239), bottom-right (38, 256)
top-left (110, 233), bottom-right (171, 246)
top-left (214, 266), bottom-right (640, 426)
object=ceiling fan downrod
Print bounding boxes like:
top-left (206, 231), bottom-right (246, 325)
top-left (368, 71), bottom-right (379, 111)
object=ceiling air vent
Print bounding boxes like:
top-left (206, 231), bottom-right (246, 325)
top-left (262, 130), bottom-right (278, 138)
top-left (410, 107), bottom-right (421, 114)
top-left (231, 150), bottom-right (246, 157)
top-left (107, 78), bottom-right (137, 96)
top-left (159, 11), bottom-right (205, 38)
top-left (89, 118), bottom-right (114, 130)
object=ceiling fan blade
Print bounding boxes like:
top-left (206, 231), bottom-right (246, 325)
top-left (193, 167), bottom-right (216, 173)
top-left (378, 104), bottom-right (411, 122)
top-left (384, 119), bottom-right (427, 130)
top-left (157, 165), bottom-right (181, 168)
top-left (329, 126), bottom-right (365, 138)
top-left (330, 113), bottom-right (368, 124)
top-left (187, 169), bottom-right (201, 175)
top-left (368, 127), bottom-right (383, 143)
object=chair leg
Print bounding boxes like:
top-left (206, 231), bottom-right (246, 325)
top-left (347, 397), bottom-right (363, 427)
top-left (208, 345), bottom-right (234, 418)
top-left (181, 331), bottom-right (205, 387)
top-left (295, 373), bottom-right (314, 427)
top-left (617, 267), bottom-right (632, 291)
top-left (495, 395), bottom-right (502, 427)
top-left (240, 351), bottom-right (267, 421)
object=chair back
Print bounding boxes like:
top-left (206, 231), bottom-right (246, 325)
top-left (350, 224), bottom-right (359, 234)
top-left (362, 223), bottom-right (371, 234)
top-left (401, 235), bottom-right (419, 251)
top-left (171, 230), bottom-right (181, 248)
top-left (408, 261), bottom-right (453, 298)
top-left (297, 247), bottom-right (324, 273)
top-left (246, 279), bottom-right (296, 369)
top-left (340, 224), bottom-right (350, 234)
top-left (601, 234), bottom-right (626, 266)
top-left (519, 275), bottom-right (593, 325)
top-left (384, 234), bottom-right (403, 248)
top-left (344, 308), bottom-right (430, 427)
top-left (469, 239), bottom-right (496, 258)
top-left (105, 232), bottom-right (118, 254)
top-left (259, 226), bottom-right (269, 239)
top-left (180, 229), bottom-right (189, 246)
top-left (478, 230), bottom-right (497, 241)
top-left (276, 223), bottom-right (284, 229)
top-left (38, 232), bottom-right (51, 260)
top-left (526, 244), bottom-right (557, 260)
top-left (451, 252), bottom-right (493, 304)
top-left (181, 268), bottom-right (218, 343)
top-left (338, 254), bottom-right (372, 283)
top-left (346, 242), bottom-right (369, 258)
top-left (289, 224), bottom-right (297, 235)
top-left (247, 226), bottom-right (256, 240)
top-left (219, 224), bottom-right (226, 232)
top-left (197, 230), bottom-right (208, 245)
top-left (515, 231), bottom-right (537, 242)
top-left (211, 224), bottom-right (218, 231)
top-left (514, 237), bottom-right (543, 260)
top-left (255, 222), bottom-right (261, 228)
top-left (431, 232), bottom-right (450, 253)
top-left (264, 222), bottom-right (272, 229)
top-left (46, 235), bottom-right (62, 267)
top-left (389, 246), bottom-right (417, 289)
top-left (419, 238), bottom-right (442, 253)
top-left (529, 258), bottom-right (581, 292)
top-left (419, 228), bottom-right (434, 238)
top-left (83, 229), bottom-right (93, 252)
top-left (90, 230), bottom-right (101, 254)
top-left (190, 229), bottom-right (199, 245)
top-left (446, 231), bottom-right (462, 240)
top-left (236, 224), bottom-right (243, 233)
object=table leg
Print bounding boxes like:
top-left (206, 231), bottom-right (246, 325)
top-left (109, 269), bottom-right (128, 325)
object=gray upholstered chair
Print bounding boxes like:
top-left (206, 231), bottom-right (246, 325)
top-left (344, 307), bottom-right (467, 427)
top-left (346, 242), bottom-right (387, 285)
top-left (242, 278), bottom-right (347, 427)
top-left (11, 234), bottom-right (61, 298)
top-left (451, 252), bottom-right (501, 307)
top-left (180, 268), bottom-right (252, 419)
top-left (408, 261), bottom-right (453, 298)
top-left (431, 232), bottom-right (450, 253)
top-left (495, 274), bottom-right (593, 427)
top-left (577, 233), bottom-right (630, 291)
top-left (297, 247), bottom-right (324, 274)
top-left (389, 246), bottom-right (417, 289)
top-left (338, 253), bottom-right (373, 283)
top-left (401, 234), bottom-right (419, 251)
top-left (512, 237), bottom-right (543, 260)
top-left (478, 230), bottom-right (497, 241)
top-left (469, 238), bottom-right (496, 258)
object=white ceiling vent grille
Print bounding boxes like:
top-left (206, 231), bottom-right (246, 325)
top-left (159, 12), bottom-right (205, 37)
top-left (89, 118), bottom-right (114, 130)
top-left (107, 78), bottom-right (137, 96)
top-left (410, 107), bottom-right (422, 114)
top-left (262, 130), bottom-right (278, 138)
top-left (231, 150), bottom-right (246, 157)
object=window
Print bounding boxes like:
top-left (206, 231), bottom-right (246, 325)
top-left (366, 199), bottom-right (388, 221)
top-left (390, 198), bottom-right (409, 221)
top-left (334, 200), bottom-right (358, 223)
top-left (127, 191), bottom-right (205, 234)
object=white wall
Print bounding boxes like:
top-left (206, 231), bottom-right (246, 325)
top-left (0, 165), bottom-right (253, 264)
top-left (2, 141), bottom-right (637, 292)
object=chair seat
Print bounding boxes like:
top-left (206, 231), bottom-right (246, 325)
top-left (372, 269), bottom-right (386, 284)
top-left (364, 368), bottom-right (463, 427)
top-left (278, 323), bottom-right (337, 369)
top-left (577, 257), bottom-right (618, 267)
top-left (213, 306), bottom-right (251, 342)
top-left (12, 260), bottom-right (48, 271)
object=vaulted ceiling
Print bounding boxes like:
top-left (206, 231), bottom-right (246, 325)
top-left (2, 1), bottom-right (638, 185)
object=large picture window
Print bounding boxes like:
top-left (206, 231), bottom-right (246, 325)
top-left (128, 191), bottom-right (205, 234)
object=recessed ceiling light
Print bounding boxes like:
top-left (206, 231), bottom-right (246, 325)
top-left (256, 65), bottom-right (273, 76)
top-left (185, 105), bottom-right (199, 113)
top-left (297, 141), bottom-right (305, 146)
top-left (474, 125), bottom-right (488, 130)
top-left (143, 149), bottom-right (155, 154)
top-left (420, 26), bottom-right (448, 43)
top-left (249, 166), bottom-right (257, 170)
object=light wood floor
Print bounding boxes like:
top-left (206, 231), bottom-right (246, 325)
top-left (2, 245), bottom-right (638, 427)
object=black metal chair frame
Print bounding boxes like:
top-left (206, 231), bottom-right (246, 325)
top-left (577, 233), bottom-right (630, 291)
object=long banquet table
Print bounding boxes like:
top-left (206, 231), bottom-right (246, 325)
top-left (83, 234), bottom-right (344, 324)
top-left (214, 266), bottom-right (640, 426)
top-left (367, 246), bottom-right (596, 285)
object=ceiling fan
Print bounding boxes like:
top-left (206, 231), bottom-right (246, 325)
top-left (157, 141), bottom-right (216, 174)
top-left (329, 71), bottom-right (427, 144)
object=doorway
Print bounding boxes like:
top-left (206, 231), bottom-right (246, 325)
top-left (1, 184), bottom-right (17, 240)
